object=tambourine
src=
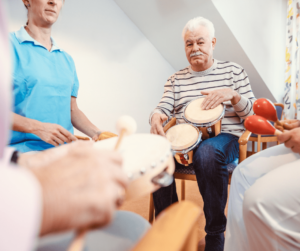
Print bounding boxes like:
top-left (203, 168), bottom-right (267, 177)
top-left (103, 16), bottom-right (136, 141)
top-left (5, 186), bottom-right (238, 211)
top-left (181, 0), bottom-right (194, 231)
top-left (93, 133), bottom-right (175, 200)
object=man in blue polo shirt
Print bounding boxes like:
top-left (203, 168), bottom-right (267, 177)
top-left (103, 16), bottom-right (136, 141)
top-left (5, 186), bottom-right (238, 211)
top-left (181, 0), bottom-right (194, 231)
top-left (9, 0), bottom-right (101, 152)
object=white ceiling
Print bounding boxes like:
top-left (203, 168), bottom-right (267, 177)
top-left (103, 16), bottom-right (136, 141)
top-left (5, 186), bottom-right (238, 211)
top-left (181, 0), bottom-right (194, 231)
top-left (114, 0), bottom-right (285, 102)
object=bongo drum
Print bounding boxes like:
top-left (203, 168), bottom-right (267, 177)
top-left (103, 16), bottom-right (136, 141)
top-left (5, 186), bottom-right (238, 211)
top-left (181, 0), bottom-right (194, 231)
top-left (183, 97), bottom-right (225, 140)
top-left (93, 133), bottom-right (175, 200)
top-left (165, 124), bottom-right (202, 166)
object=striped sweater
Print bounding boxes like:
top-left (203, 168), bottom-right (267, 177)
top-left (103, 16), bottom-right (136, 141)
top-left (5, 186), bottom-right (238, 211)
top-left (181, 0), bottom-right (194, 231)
top-left (150, 59), bottom-right (256, 137)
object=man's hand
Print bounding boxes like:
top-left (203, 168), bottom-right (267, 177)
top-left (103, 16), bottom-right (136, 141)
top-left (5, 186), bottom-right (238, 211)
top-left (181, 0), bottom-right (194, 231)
top-left (23, 141), bottom-right (128, 236)
top-left (150, 113), bottom-right (168, 137)
top-left (201, 88), bottom-right (241, 110)
top-left (277, 127), bottom-right (300, 154)
top-left (275, 119), bottom-right (300, 132)
top-left (32, 122), bottom-right (78, 146)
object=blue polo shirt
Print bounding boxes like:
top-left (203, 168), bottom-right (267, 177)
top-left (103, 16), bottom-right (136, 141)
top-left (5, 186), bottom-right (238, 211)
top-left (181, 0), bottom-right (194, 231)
top-left (9, 27), bottom-right (79, 153)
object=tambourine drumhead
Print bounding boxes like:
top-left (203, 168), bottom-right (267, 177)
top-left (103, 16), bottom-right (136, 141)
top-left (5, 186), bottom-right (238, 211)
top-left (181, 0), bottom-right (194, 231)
top-left (184, 98), bottom-right (224, 124)
top-left (166, 124), bottom-right (199, 151)
top-left (94, 134), bottom-right (171, 178)
top-left (93, 134), bottom-right (174, 200)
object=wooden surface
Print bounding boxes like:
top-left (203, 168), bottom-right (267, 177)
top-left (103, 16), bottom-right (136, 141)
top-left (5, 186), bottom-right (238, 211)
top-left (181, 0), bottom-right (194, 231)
top-left (175, 151), bottom-right (194, 166)
top-left (96, 131), bottom-right (118, 141)
top-left (164, 118), bottom-right (177, 133)
top-left (132, 201), bottom-right (201, 251)
top-left (75, 135), bottom-right (90, 141)
top-left (185, 98), bottom-right (223, 124)
top-left (166, 124), bottom-right (199, 150)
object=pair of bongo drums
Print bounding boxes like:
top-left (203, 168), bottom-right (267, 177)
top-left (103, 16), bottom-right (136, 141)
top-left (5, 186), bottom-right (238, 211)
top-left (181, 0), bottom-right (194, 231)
top-left (166, 97), bottom-right (225, 166)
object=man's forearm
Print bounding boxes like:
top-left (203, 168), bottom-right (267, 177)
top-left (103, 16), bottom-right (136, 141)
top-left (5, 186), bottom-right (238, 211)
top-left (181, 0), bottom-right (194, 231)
top-left (12, 113), bottom-right (41, 134)
top-left (71, 109), bottom-right (100, 138)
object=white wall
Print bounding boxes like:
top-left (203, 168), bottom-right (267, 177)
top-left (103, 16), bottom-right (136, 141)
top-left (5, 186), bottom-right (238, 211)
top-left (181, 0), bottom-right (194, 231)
top-left (212, 0), bottom-right (286, 103)
top-left (4, 0), bottom-right (175, 135)
top-left (114, 0), bottom-right (276, 102)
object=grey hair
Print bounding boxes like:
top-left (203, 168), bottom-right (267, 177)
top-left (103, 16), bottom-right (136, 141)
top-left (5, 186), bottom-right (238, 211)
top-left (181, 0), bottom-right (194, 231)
top-left (182, 17), bottom-right (215, 39)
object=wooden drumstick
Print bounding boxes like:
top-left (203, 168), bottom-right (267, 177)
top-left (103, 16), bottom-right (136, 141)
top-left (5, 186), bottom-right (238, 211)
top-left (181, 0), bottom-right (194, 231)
top-left (253, 98), bottom-right (283, 128)
top-left (114, 115), bottom-right (137, 150)
top-left (68, 115), bottom-right (137, 251)
top-left (244, 115), bottom-right (282, 136)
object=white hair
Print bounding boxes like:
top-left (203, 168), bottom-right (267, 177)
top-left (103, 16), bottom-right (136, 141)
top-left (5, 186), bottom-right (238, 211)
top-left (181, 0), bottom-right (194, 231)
top-left (182, 17), bottom-right (215, 39)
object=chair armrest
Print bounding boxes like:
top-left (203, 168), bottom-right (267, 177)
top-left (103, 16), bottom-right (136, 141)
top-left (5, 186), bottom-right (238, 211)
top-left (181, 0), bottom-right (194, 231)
top-left (96, 132), bottom-right (118, 142)
top-left (238, 130), bottom-right (251, 145)
top-left (132, 201), bottom-right (200, 251)
top-left (238, 130), bottom-right (251, 163)
top-left (75, 135), bottom-right (90, 141)
top-left (96, 131), bottom-right (118, 141)
top-left (163, 118), bottom-right (177, 133)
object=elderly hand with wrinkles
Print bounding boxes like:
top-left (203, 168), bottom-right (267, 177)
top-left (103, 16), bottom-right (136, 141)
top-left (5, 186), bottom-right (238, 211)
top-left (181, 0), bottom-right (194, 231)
top-left (276, 119), bottom-right (300, 154)
top-left (201, 88), bottom-right (241, 110)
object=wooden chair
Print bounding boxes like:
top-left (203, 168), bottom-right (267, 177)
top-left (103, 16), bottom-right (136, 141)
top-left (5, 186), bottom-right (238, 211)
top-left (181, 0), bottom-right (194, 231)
top-left (75, 132), bottom-right (118, 141)
top-left (132, 201), bottom-right (201, 251)
top-left (249, 103), bottom-right (284, 153)
top-left (148, 118), bottom-right (252, 223)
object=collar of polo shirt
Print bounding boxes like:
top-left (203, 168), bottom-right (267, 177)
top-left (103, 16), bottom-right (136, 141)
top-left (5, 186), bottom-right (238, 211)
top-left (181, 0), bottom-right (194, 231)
top-left (15, 26), bottom-right (63, 53)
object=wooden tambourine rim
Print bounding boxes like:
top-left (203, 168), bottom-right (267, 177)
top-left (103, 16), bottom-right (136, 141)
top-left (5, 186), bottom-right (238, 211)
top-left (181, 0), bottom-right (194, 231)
top-left (126, 155), bottom-right (175, 200)
top-left (183, 98), bottom-right (225, 126)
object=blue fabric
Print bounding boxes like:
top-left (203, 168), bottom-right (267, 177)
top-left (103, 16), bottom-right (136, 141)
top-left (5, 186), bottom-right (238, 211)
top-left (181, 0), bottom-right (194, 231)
top-left (9, 27), bottom-right (79, 153)
top-left (175, 156), bottom-right (238, 175)
top-left (153, 133), bottom-right (239, 251)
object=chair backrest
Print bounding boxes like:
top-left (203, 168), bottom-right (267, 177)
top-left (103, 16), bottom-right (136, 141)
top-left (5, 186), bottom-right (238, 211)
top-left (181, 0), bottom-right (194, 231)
top-left (274, 103), bottom-right (284, 120)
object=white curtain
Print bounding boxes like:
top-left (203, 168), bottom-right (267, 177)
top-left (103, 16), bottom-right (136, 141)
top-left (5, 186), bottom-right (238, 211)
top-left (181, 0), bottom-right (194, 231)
top-left (283, 0), bottom-right (300, 119)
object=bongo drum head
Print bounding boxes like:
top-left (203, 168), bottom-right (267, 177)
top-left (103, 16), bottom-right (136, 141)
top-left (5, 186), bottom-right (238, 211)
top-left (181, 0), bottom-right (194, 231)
top-left (185, 98), bottom-right (223, 124)
top-left (166, 124), bottom-right (199, 151)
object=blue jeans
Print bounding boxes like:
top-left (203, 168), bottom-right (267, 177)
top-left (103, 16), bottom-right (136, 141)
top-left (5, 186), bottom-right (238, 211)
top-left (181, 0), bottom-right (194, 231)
top-left (153, 133), bottom-right (239, 251)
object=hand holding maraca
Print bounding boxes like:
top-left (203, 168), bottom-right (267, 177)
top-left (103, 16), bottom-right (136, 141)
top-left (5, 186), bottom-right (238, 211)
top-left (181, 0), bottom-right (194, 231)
top-left (277, 127), bottom-right (300, 154)
top-left (275, 119), bottom-right (300, 132)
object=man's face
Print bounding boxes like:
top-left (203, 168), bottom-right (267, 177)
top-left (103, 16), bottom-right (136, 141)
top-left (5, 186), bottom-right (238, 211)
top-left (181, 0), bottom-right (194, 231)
top-left (184, 25), bottom-right (216, 71)
top-left (26, 0), bottom-right (63, 26)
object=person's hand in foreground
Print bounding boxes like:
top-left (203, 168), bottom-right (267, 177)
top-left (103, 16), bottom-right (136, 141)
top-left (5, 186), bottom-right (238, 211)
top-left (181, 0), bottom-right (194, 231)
top-left (19, 141), bottom-right (128, 236)
top-left (275, 119), bottom-right (300, 132)
top-left (277, 125), bottom-right (300, 154)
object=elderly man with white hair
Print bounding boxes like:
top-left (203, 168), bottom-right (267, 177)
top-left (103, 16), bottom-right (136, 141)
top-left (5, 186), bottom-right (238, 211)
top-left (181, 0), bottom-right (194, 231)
top-left (150, 17), bottom-right (255, 251)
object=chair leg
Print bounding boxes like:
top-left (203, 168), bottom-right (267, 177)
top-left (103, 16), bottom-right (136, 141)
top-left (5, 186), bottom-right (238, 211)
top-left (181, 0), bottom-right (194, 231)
top-left (149, 193), bottom-right (154, 223)
top-left (181, 180), bottom-right (186, 201)
top-left (262, 142), bottom-right (267, 150)
top-left (252, 141), bottom-right (255, 154)
top-left (257, 135), bottom-right (261, 152)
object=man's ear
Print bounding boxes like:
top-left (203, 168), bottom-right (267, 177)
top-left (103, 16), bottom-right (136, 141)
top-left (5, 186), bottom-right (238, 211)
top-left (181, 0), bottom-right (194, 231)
top-left (212, 37), bottom-right (216, 50)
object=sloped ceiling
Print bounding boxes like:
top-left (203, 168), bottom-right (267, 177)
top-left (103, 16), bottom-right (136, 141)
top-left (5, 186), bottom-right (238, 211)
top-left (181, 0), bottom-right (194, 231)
top-left (114, 0), bottom-right (283, 102)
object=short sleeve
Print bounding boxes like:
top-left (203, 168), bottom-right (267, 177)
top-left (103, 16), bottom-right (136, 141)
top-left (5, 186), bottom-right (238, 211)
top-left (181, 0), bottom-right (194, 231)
top-left (71, 68), bottom-right (79, 98)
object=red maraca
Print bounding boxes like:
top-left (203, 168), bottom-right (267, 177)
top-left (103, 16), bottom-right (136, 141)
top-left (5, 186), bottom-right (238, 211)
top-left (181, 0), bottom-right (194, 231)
top-left (253, 98), bottom-right (283, 127)
top-left (244, 115), bottom-right (282, 136)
